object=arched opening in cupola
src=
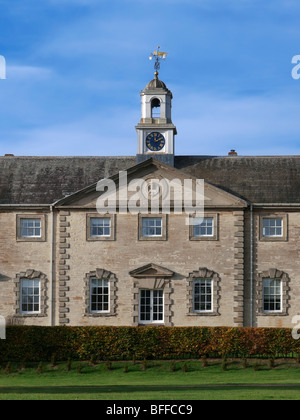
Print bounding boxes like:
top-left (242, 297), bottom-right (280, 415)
top-left (151, 98), bottom-right (161, 118)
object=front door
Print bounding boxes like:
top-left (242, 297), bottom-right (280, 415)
top-left (139, 289), bottom-right (164, 324)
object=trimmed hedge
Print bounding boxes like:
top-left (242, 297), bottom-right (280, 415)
top-left (0, 326), bottom-right (299, 362)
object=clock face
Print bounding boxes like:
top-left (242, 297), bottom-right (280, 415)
top-left (146, 132), bottom-right (165, 152)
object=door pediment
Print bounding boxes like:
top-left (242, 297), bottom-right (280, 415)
top-left (129, 263), bottom-right (174, 279)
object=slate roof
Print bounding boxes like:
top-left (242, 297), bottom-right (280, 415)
top-left (1, 155), bottom-right (300, 205)
top-left (176, 156), bottom-right (300, 204)
top-left (0, 156), bottom-right (136, 205)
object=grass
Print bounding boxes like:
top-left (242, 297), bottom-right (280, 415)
top-left (0, 358), bottom-right (300, 400)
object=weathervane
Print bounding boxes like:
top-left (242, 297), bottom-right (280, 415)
top-left (149, 46), bottom-right (168, 77)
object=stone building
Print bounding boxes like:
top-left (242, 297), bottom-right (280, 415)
top-left (0, 72), bottom-right (300, 329)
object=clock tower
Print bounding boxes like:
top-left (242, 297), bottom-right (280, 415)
top-left (136, 48), bottom-right (177, 166)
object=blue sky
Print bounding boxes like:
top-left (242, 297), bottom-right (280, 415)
top-left (0, 0), bottom-right (300, 156)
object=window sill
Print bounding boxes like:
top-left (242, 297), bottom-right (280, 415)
top-left (84, 313), bottom-right (117, 318)
top-left (16, 237), bottom-right (46, 242)
top-left (259, 237), bottom-right (287, 242)
top-left (257, 312), bottom-right (287, 317)
top-left (189, 236), bottom-right (218, 241)
top-left (187, 312), bottom-right (219, 317)
top-left (14, 313), bottom-right (47, 318)
top-left (86, 236), bottom-right (115, 242)
top-left (138, 236), bottom-right (167, 241)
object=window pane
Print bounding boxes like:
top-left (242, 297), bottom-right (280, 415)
top-left (90, 278), bottom-right (110, 312)
top-left (20, 219), bottom-right (41, 238)
top-left (140, 289), bottom-right (150, 321)
top-left (90, 218), bottom-right (111, 237)
top-left (152, 290), bottom-right (164, 321)
top-left (194, 279), bottom-right (212, 312)
top-left (193, 218), bottom-right (214, 237)
top-left (262, 218), bottom-right (283, 237)
top-left (142, 218), bottom-right (162, 237)
top-left (263, 278), bottom-right (282, 312)
top-left (21, 279), bottom-right (40, 313)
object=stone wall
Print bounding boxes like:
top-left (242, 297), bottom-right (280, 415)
top-left (0, 210), bottom-right (51, 325)
top-left (1, 207), bottom-right (299, 329)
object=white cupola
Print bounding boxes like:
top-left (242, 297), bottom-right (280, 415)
top-left (136, 71), bottom-right (177, 166)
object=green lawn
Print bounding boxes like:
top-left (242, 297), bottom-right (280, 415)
top-left (0, 359), bottom-right (300, 400)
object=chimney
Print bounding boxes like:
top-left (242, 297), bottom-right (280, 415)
top-left (228, 149), bottom-right (237, 156)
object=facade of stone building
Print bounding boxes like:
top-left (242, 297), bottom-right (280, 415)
top-left (0, 74), bottom-right (300, 329)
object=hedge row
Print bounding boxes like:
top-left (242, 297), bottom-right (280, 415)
top-left (0, 326), bottom-right (299, 362)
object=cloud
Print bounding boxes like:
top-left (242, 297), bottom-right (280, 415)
top-left (39, 17), bottom-right (148, 59)
top-left (6, 88), bottom-right (300, 158)
top-left (1, 0), bottom-right (300, 159)
top-left (7, 65), bottom-right (53, 80)
top-left (45, 0), bottom-right (100, 4)
top-left (173, 89), bottom-right (300, 156)
top-left (3, 107), bottom-right (138, 156)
